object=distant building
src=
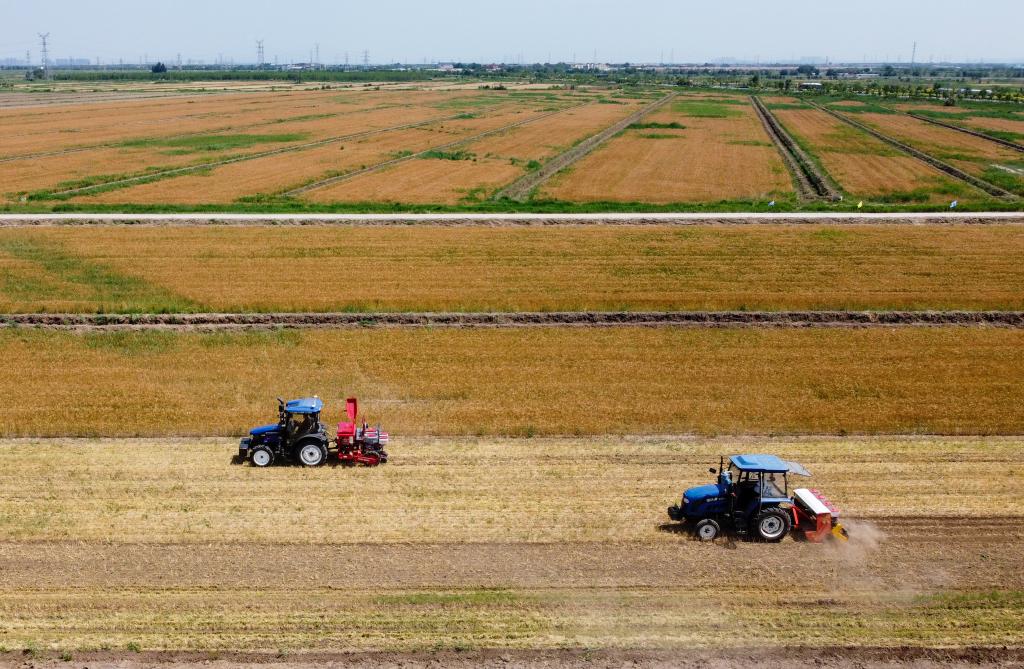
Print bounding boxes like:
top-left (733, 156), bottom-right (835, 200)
top-left (798, 81), bottom-right (824, 91)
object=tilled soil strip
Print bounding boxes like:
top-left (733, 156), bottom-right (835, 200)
top-left (907, 112), bottom-right (1024, 153)
top-left (283, 102), bottom-right (592, 196)
top-left (3, 647), bottom-right (1021, 669)
top-left (750, 96), bottom-right (842, 201)
top-left (2, 213), bottom-right (1023, 226)
top-left (5, 311), bottom-right (1024, 331)
top-left (492, 93), bottom-right (678, 202)
top-left (38, 114), bottom-right (470, 199)
top-left (808, 101), bottom-right (1017, 199)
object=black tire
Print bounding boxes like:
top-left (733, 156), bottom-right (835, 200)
top-left (753, 508), bottom-right (791, 542)
top-left (297, 440), bottom-right (328, 467)
top-left (250, 446), bottom-right (274, 468)
top-left (693, 518), bottom-right (720, 542)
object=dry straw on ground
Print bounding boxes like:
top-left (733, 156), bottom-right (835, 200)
top-left (0, 327), bottom-right (1022, 436)
top-left (5, 224), bottom-right (1024, 313)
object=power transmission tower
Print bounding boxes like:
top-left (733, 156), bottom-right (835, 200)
top-left (911, 41), bottom-right (917, 66)
top-left (38, 33), bottom-right (50, 79)
top-left (314, 43), bottom-right (320, 67)
top-left (363, 49), bottom-right (370, 66)
top-left (25, 50), bottom-right (31, 68)
top-left (256, 40), bottom-right (265, 66)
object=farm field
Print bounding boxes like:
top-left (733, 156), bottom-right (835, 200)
top-left (846, 111), bottom-right (1024, 195)
top-left (539, 96), bottom-right (793, 203)
top-left (0, 436), bottom-right (1021, 654)
top-left (4, 87), bottom-right (1019, 211)
top-left (3, 224), bottom-right (1024, 313)
top-left (302, 101), bottom-right (642, 204)
top-left (0, 327), bottom-right (1022, 436)
top-left (768, 102), bottom-right (976, 203)
top-left (891, 100), bottom-right (1024, 143)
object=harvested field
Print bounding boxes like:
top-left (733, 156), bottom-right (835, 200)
top-left (539, 99), bottom-right (792, 203)
top-left (5, 224), bottom-right (1024, 313)
top-left (773, 108), bottom-right (973, 202)
top-left (0, 436), bottom-right (1021, 653)
top-left (304, 101), bottom-right (642, 204)
top-left (855, 112), bottom-right (1024, 192)
top-left (0, 327), bottom-right (1021, 436)
top-left (71, 106), bottom-right (560, 204)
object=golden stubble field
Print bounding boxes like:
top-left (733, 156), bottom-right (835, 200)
top-left (0, 436), bottom-right (1021, 652)
top-left (5, 224), bottom-right (1024, 313)
top-left (540, 99), bottom-right (792, 203)
top-left (771, 106), bottom-right (972, 202)
top-left (0, 327), bottom-right (1022, 437)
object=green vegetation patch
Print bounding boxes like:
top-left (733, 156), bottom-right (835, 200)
top-left (420, 150), bottom-right (476, 161)
top-left (671, 100), bottom-right (743, 118)
top-left (120, 133), bottom-right (308, 154)
top-left (0, 235), bottom-right (203, 313)
top-left (629, 122), bottom-right (685, 130)
top-left (638, 133), bottom-right (679, 139)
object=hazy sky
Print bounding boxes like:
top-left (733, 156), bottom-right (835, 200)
top-left (4, 0), bottom-right (1022, 65)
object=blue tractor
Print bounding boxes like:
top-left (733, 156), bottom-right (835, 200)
top-left (667, 454), bottom-right (844, 543)
top-left (236, 397), bottom-right (332, 468)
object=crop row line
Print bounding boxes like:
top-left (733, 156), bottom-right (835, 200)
top-left (808, 101), bottom-right (1017, 199)
top-left (493, 93), bottom-right (678, 202)
top-left (4, 311), bottom-right (1024, 330)
top-left (283, 101), bottom-right (592, 196)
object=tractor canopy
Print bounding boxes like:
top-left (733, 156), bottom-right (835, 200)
top-left (285, 397), bottom-right (324, 415)
top-left (730, 454), bottom-right (811, 476)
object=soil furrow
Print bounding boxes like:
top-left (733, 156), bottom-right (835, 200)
top-left (3, 213), bottom-right (1022, 227)
top-left (751, 96), bottom-right (841, 201)
top-left (4, 310), bottom-right (1023, 331)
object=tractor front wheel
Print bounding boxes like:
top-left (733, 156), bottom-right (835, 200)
top-left (250, 446), bottom-right (274, 468)
top-left (754, 508), bottom-right (791, 542)
top-left (297, 442), bottom-right (327, 467)
top-left (693, 518), bottom-right (720, 542)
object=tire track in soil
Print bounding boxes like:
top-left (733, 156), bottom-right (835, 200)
top-left (492, 93), bottom-right (678, 202)
top-left (3, 647), bottom-right (1023, 669)
top-left (5, 310), bottom-right (1023, 331)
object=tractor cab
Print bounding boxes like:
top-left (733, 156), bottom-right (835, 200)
top-left (238, 396), bottom-right (331, 468)
top-left (668, 454), bottom-right (813, 542)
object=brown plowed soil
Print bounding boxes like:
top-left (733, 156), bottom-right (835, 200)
top-left (4, 647), bottom-right (1023, 668)
top-left (4, 310), bottom-right (1023, 330)
top-left (2, 215), bottom-right (1023, 227)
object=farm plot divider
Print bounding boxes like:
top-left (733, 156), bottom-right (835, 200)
top-left (751, 96), bottom-right (841, 201)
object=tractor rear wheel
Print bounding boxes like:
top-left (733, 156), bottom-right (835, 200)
top-left (298, 442), bottom-right (327, 467)
top-left (694, 519), bottom-right (720, 541)
top-left (753, 508), bottom-right (791, 542)
top-left (250, 446), bottom-right (274, 468)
